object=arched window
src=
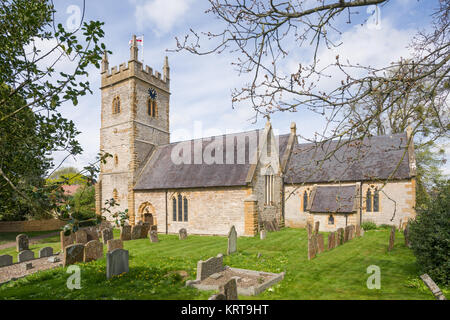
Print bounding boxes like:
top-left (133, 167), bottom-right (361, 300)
top-left (112, 96), bottom-right (121, 114)
top-left (177, 194), bottom-right (183, 221)
top-left (373, 188), bottom-right (380, 212)
top-left (113, 189), bottom-right (118, 202)
top-left (172, 197), bottom-right (177, 221)
top-left (328, 215), bottom-right (334, 225)
top-left (147, 98), bottom-right (157, 117)
top-left (303, 190), bottom-right (308, 212)
top-left (366, 189), bottom-right (373, 212)
top-left (264, 174), bottom-right (274, 205)
top-left (184, 197), bottom-right (188, 221)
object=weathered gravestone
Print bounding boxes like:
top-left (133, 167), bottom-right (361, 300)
top-left (18, 250), bottom-right (34, 263)
top-left (208, 293), bottom-right (226, 300)
top-left (306, 221), bottom-right (313, 239)
top-left (131, 225), bottom-right (143, 240)
top-left (84, 240), bottom-right (103, 262)
top-left (420, 274), bottom-right (447, 300)
top-left (120, 225), bottom-right (132, 241)
top-left (60, 231), bottom-right (75, 252)
top-left (16, 234), bottom-right (29, 252)
top-left (63, 244), bottom-right (85, 267)
top-left (343, 226), bottom-right (351, 243)
top-left (219, 277), bottom-right (239, 300)
top-left (227, 225), bottom-right (237, 255)
top-left (404, 222), bottom-right (411, 247)
top-left (107, 239), bottom-right (123, 252)
top-left (328, 232), bottom-right (336, 250)
top-left (314, 221), bottom-right (320, 235)
top-left (102, 228), bottom-right (113, 245)
top-left (337, 228), bottom-right (344, 245)
top-left (355, 225), bottom-right (361, 237)
top-left (106, 248), bottom-right (129, 279)
top-left (39, 247), bottom-right (53, 258)
top-left (334, 231), bottom-right (340, 248)
top-left (85, 228), bottom-right (99, 241)
top-left (75, 230), bottom-right (88, 244)
top-left (0, 254), bottom-right (13, 267)
top-left (308, 235), bottom-right (317, 260)
top-left (317, 234), bottom-right (324, 254)
top-left (196, 254), bottom-right (224, 281)
top-left (348, 225), bottom-right (355, 240)
top-left (141, 223), bottom-right (151, 238)
top-left (388, 226), bottom-right (395, 251)
top-left (179, 228), bottom-right (187, 240)
top-left (260, 230), bottom-right (266, 240)
top-left (150, 225), bottom-right (157, 232)
top-left (149, 230), bottom-right (159, 243)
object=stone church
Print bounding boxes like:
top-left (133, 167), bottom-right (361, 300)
top-left (95, 36), bottom-right (416, 236)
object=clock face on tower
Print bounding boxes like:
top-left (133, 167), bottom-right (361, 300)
top-left (148, 88), bottom-right (157, 100)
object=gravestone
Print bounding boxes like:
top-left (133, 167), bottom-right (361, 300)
top-left (102, 228), bottom-right (113, 245)
top-left (306, 222), bottom-right (313, 239)
top-left (388, 226), bottom-right (395, 251)
top-left (63, 244), bottom-right (85, 267)
top-left (404, 222), bottom-right (411, 247)
top-left (263, 221), bottom-right (273, 232)
top-left (144, 213), bottom-right (153, 224)
top-left (328, 232), bottom-right (336, 250)
top-left (314, 221), bottom-right (320, 235)
top-left (260, 230), bottom-right (266, 240)
top-left (84, 240), bottom-right (103, 262)
top-left (149, 230), bottom-right (159, 243)
top-left (308, 236), bottom-right (316, 260)
top-left (150, 225), bottom-right (157, 232)
top-left (227, 225), bottom-right (237, 255)
top-left (360, 227), bottom-right (365, 237)
top-left (131, 225), bottom-right (142, 240)
top-left (16, 234), bottom-right (29, 252)
top-left (348, 225), bottom-right (355, 240)
top-left (337, 228), bottom-right (344, 245)
top-left (18, 250), bottom-right (34, 263)
top-left (141, 223), bottom-right (151, 239)
top-left (60, 231), bottom-right (75, 252)
top-left (219, 277), bottom-right (239, 300)
top-left (355, 225), bottom-right (361, 237)
top-left (39, 247), bottom-right (53, 258)
top-left (179, 228), bottom-right (187, 240)
top-left (420, 274), bottom-right (447, 300)
top-left (272, 219), bottom-right (280, 231)
top-left (75, 230), bottom-right (88, 244)
top-left (317, 234), bottom-right (324, 254)
top-left (107, 239), bottom-right (123, 252)
top-left (106, 248), bottom-right (129, 279)
top-left (343, 226), bottom-right (350, 243)
top-left (120, 225), bottom-right (132, 241)
top-left (208, 293), bottom-right (226, 300)
top-left (0, 254), bottom-right (13, 267)
top-left (196, 254), bottom-right (224, 281)
top-left (85, 228), bottom-right (99, 241)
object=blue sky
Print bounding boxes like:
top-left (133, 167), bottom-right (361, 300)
top-left (46, 0), bottom-right (448, 174)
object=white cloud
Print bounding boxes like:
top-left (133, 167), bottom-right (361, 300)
top-left (133, 0), bottom-right (193, 35)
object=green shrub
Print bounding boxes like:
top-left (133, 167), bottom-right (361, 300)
top-left (409, 180), bottom-right (450, 285)
top-left (361, 221), bottom-right (376, 230)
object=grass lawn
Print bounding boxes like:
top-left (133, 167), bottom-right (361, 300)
top-left (0, 228), bottom-right (446, 300)
top-left (0, 230), bottom-right (60, 246)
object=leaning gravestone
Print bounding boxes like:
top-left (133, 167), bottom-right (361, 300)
top-left (131, 225), bottom-right (143, 240)
top-left (39, 247), bottom-right (53, 258)
top-left (75, 230), bottom-right (88, 244)
top-left (0, 254), bottom-right (13, 267)
top-left (179, 228), bottom-right (187, 240)
top-left (337, 228), bottom-right (344, 245)
top-left (107, 239), bottom-right (123, 252)
top-left (260, 230), bottom-right (266, 240)
top-left (63, 244), bottom-right (85, 267)
top-left (16, 234), bottom-right (29, 252)
top-left (18, 250), bottom-right (34, 263)
top-left (196, 254), bottom-right (224, 281)
top-left (60, 231), bottom-right (75, 252)
top-left (388, 226), bottom-right (395, 251)
top-left (84, 240), bottom-right (103, 262)
top-left (308, 236), bottom-right (317, 260)
top-left (149, 230), bottom-right (159, 243)
top-left (314, 221), bottom-right (320, 235)
top-left (106, 248), bottom-right (129, 279)
top-left (141, 223), bottom-right (151, 238)
top-left (420, 274), bottom-right (447, 300)
top-left (219, 277), bottom-right (239, 300)
top-left (102, 228), bottom-right (113, 245)
top-left (328, 232), bottom-right (336, 250)
top-left (317, 234), bottom-right (324, 254)
top-left (227, 225), bottom-right (237, 255)
top-left (306, 222), bottom-right (313, 239)
top-left (120, 225), bottom-right (132, 241)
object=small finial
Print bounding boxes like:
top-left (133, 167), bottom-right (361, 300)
top-left (163, 56), bottom-right (170, 81)
top-left (290, 122), bottom-right (297, 135)
top-left (101, 51), bottom-right (109, 74)
top-left (130, 34), bottom-right (138, 61)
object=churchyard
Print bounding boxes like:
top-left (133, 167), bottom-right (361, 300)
top-left (0, 227), bottom-right (447, 300)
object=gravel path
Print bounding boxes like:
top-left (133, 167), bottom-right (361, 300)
top-left (0, 231), bottom-right (60, 250)
top-left (0, 253), bottom-right (63, 285)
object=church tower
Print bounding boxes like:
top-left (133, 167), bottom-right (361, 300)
top-left (95, 35), bottom-right (170, 225)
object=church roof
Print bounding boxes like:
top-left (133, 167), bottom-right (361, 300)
top-left (309, 185), bottom-right (357, 213)
top-left (284, 132), bottom-right (413, 184)
top-left (134, 130), bottom-right (291, 190)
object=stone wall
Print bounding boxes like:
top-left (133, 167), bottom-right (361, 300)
top-left (0, 219), bottom-right (66, 233)
top-left (134, 186), bottom-right (249, 236)
top-left (284, 179), bottom-right (415, 231)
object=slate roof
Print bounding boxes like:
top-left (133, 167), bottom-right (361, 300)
top-left (284, 133), bottom-right (412, 184)
top-left (134, 130), bottom-right (291, 190)
top-left (309, 185), bottom-right (357, 213)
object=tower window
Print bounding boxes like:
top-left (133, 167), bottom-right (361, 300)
top-left (112, 96), bottom-right (121, 114)
top-left (147, 98), bottom-right (157, 117)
